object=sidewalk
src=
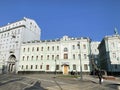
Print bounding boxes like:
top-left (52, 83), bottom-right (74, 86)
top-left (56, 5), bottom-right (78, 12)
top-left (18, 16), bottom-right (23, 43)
top-left (21, 74), bottom-right (120, 90)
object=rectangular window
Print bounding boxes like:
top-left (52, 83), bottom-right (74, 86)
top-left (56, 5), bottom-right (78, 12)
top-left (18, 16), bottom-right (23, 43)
top-left (37, 47), bottom-right (39, 51)
top-left (84, 54), bottom-right (87, 59)
top-left (26, 65), bottom-right (28, 69)
top-left (31, 56), bottom-right (34, 60)
top-left (56, 55), bottom-right (59, 60)
top-left (72, 45), bottom-right (75, 50)
top-left (23, 56), bottom-right (25, 61)
top-left (57, 46), bottom-right (59, 50)
top-left (83, 44), bottom-right (86, 49)
top-left (21, 65), bottom-right (24, 69)
top-left (64, 54), bottom-right (68, 59)
top-left (84, 64), bottom-right (88, 70)
top-left (28, 48), bottom-right (29, 52)
top-left (36, 56), bottom-right (38, 60)
top-left (73, 54), bottom-right (75, 59)
top-left (35, 65), bottom-right (38, 69)
top-left (47, 55), bottom-right (49, 60)
top-left (27, 56), bottom-right (29, 60)
top-left (23, 48), bottom-right (25, 52)
top-left (32, 47), bottom-right (34, 52)
top-left (52, 55), bottom-right (54, 60)
top-left (56, 65), bottom-right (59, 70)
top-left (73, 64), bottom-right (76, 70)
top-left (41, 55), bottom-right (43, 60)
top-left (52, 46), bottom-right (54, 51)
top-left (40, 65), bottom-right (42, 69)
top-left (41, 47), bottom-right (43, 51)
top-left (46, 65), bottom-right (49, 70)
top-left (31, 65), bottom-right (33, 69)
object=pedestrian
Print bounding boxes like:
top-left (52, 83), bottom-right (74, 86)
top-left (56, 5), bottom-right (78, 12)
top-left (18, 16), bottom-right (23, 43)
top-left (97, 70), bottom-right (103, 84)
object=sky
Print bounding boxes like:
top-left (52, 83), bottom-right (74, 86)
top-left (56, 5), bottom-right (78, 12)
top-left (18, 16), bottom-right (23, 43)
top-left (0, 0), bottom-right (120, 41)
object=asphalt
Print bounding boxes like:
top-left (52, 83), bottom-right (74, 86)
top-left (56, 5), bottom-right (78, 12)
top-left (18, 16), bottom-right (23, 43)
top-left (0, 74), bottom-right (120, 90)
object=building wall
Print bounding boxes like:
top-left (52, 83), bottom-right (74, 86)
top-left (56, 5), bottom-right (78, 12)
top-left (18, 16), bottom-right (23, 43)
top-left (98, 35), bottom-right (120, 74)
top-left (18, 36), bottom-right (91, 74)
top-left (0, 17), bottom-right (41, 73)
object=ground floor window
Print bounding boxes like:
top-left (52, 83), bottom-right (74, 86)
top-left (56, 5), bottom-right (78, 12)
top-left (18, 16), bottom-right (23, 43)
top-left (73, 64), bottom-right (76, 70)
top-left (84, 64), bottom-right (88, 70)
top-left (46, 65), bottom-right (49, 70)
top-left (56, 65), bottom-right (59, 70)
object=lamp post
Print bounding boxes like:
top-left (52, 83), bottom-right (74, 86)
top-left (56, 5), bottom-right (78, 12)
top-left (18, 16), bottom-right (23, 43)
top-left (77, 41), bottom-right (83, 80)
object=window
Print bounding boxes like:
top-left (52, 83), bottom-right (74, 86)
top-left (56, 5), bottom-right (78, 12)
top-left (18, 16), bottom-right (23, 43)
top-left (26, 65), bottom-right (28, 69)
top-left (64, 47), bottom-right (68, 52)
top-left (37, 47), bottom-right (39, 51)
top-left (57, 46), bottom-right (59, 50)
top-left (36, 56), bottom-right (38, 60)
top-left (78, 44), bottom-right (80, 49)
top-left (32, 47), bottom-right (34, 52)
top-left (52, 55), bottom-right (54, 60)
top-left (41, 47), bottom-right (43, 51)
top-left (41, 55), bottom-right (43, 60)
top-left (46, 65), bottom-right (49, 70)
top-left (64, 54), bottom-right (68, 59)
top-left (31, 65), bottom-right (33, 69)
top-left (72, 45), bottom-right (75, 50)
top-left (84, 64), bottom-right (88, 70)
top-left (56, 65), bottom-right (59, 70)
top-left (56, 55), bottom-right (59, 60)
top-left (73, 54), bottom-right (75, 59)
top-left (40, 65), bottom-right (42, 69)
top-left (21, 65), bottom-right (24, 69)
top-left (73, 64), bottom-right (76, 70)
top-left (47, 55), bottom-right (49, 60)
top-left (78, 54), bottom-right (81, 59)
top-left (27, 56), bottom-right (29, 60)
top-left (35, 65), bottom-right (38, 69)
top-left (23, 48), bottom-right (25, 52)
top-left (113, 53), bottom-right (116, 58)
top-left (28, 48), bottom-right (30, 52)
top-left (23, 56), bottom-right (25, 61)
top-left (84, 54), bottom-right (87, 59)
top-left (47, 46), bottom-right (50, 51)
top-left (31, 56), bottom-right (34, 60)
top-left (83, 44), bottom-right (86, 49)
top-left (52, 46), bottom-right (54, 51)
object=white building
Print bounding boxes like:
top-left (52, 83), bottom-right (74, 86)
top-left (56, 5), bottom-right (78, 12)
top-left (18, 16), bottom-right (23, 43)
top-left (91, 42), bottom-right (100, 65)
top-left (0, 17), bottom-right (41, 74)
top-left (18, 36), bottom-right (91, 75)
top-left (98, 32), bottom-right (120, 75)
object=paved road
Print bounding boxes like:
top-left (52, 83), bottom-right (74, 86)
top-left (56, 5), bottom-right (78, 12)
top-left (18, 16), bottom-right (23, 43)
top-left (0, 74), bottom-right (119, 90)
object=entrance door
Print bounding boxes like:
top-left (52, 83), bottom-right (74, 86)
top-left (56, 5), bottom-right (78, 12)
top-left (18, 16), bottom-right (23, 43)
top-left (8, 55), bottom-right (16, 73)
top-left (64, 65), bottom-right (68, 75)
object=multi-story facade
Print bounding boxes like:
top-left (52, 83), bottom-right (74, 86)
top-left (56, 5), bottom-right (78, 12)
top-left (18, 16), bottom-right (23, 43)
top-left (98, 33), bottom-right (120, 74)
top-left (0, 17), bottom-right (41, 73)
top-left (18, 36), bottom-right (91, 74)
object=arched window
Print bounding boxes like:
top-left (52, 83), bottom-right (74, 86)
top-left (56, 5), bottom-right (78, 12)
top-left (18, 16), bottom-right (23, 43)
top-left (64, 47), bottom-right (68, 52)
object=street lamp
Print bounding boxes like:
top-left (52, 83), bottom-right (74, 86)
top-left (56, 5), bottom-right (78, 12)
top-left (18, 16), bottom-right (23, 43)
top-left (77, 41), bottom-right (83, 80)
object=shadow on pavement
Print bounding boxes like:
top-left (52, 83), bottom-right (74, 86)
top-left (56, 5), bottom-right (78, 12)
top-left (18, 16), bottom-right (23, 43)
top-left (24, 81), bottom-right (47, 90)
top-left (105, 83), bottom-right (120, 90)
top-left (53, 77), bottom-right (63, 90)
top-left (0, 78), bottom-right (23, 86)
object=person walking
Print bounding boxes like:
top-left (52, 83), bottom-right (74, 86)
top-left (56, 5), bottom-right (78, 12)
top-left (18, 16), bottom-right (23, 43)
top-left (97, 70), bottom-right (103, 84)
